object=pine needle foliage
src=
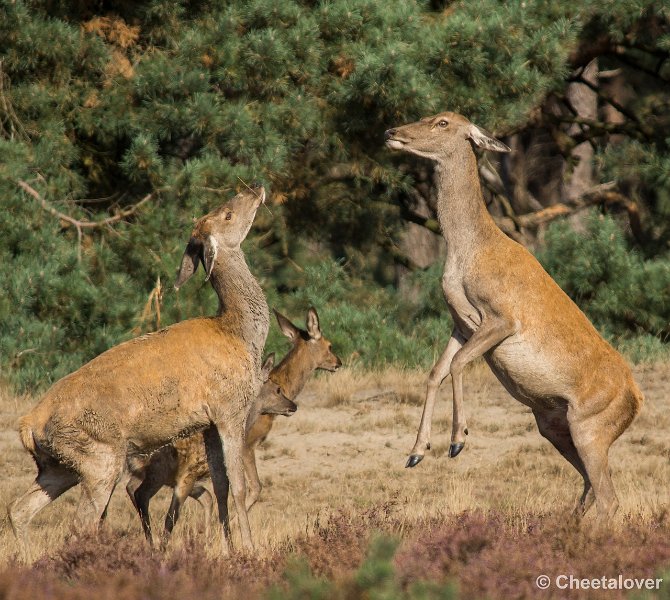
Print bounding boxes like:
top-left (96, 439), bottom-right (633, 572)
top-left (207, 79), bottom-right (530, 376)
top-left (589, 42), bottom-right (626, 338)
top-left (539, 211), bottom-right (670, 361)
top-left (1, 0), bottom-right (669, 390)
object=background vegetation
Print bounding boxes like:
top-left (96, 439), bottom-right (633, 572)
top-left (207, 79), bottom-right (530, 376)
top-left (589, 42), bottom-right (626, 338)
top-left (1, 0), bottom-right (670, 391)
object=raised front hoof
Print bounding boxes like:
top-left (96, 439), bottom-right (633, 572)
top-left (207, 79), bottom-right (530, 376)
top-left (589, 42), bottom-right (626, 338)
top-left (405, 454), bottom-right (424, 468)
top-left (448, 442), bottom-right (465, 458)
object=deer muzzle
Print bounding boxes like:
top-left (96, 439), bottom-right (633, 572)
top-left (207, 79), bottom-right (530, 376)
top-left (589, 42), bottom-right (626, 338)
top-left (384, 128), bottom-right (409, 150)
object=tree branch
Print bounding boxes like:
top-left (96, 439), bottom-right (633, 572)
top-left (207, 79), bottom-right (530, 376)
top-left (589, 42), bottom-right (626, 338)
top-left (18, 179), bottom-right (154, 261)
top-left (566, 73), bottom-right (651, 135)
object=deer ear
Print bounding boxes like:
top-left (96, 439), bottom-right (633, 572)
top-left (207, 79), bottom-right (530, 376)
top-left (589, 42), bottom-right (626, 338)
top-left (467, 125), bottom-right (510, 153)
top-left (274, 309), bottom-right (300, 342)
top-left (175, 238), bottom-right (201, 289)
top-left (306, 307), bottom-right (322, 340)
top-left (202, 235), bottom-right (218, 282)
top-left (260, 353), bottom-right (275, 381)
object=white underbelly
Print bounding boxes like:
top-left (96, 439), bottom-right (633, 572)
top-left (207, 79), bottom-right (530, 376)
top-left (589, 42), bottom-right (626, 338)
top-left (484, 334), bottom-right (573, 409)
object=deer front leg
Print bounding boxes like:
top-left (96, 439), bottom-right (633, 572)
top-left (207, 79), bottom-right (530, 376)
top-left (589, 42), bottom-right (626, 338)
top-left (406, 333), bottom-right (464, 468)
top-left (243, 443), bottom-right (262, 512)
top-left (222, 432), bottom-right (253, 551)
top-left (228, 442), bottom-right (261, 526)
top-left (448, 318), bottom-right (517, 457)
top-left (203, 424), bottom-right (231, 555)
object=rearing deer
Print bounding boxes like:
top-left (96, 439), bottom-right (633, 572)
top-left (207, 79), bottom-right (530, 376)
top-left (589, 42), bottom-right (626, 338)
top-left (9, 187), bottom-right (269, 558)
top-left (385, 112), bottom-right (643, 521)
top-left (126, 307), bottom-right (341, 544)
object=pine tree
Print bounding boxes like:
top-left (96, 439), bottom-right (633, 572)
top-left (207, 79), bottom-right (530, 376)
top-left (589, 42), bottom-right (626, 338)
top-left (1, 0), bottom-right (669, 390)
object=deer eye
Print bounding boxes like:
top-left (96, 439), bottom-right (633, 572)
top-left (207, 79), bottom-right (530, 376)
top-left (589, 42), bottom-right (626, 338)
top-left (437, 120), bottom-right (449, 128)
top-left (225, 212), bottom-right (232, 220)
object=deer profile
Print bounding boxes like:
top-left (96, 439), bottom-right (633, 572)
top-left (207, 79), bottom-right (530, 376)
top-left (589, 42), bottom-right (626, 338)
top-left (386, 112), bottom-right (643, 522)
top-left (9, 186), bottom-right (269, 558)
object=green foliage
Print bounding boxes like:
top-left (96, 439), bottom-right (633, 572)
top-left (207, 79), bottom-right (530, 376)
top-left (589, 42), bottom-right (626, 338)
top-left (538, 210), bottom-right (670, 360)
top-left (599, 140), bottom-right (670, 254)
top-left (1, 0), bottom-right (669, 391)
top-left (266, 556), bottom-right (333, 600)
top-left (266, 534), bottom-right (459, 600)
top-left (264, 260), bottom-right (453, 370)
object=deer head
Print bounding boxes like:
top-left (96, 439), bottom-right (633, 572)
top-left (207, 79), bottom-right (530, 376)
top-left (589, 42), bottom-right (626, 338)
top-left (174, 185), bottom-right (266, 289)
top-left (384, 111), bottom-right (510, 162)
top-left (257, 353), bottom-right (297, 417)
top-left (274, 307), bottom-right (342, 372)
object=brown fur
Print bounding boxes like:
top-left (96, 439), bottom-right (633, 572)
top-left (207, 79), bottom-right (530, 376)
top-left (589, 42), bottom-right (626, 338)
top-left (125, 353), bottom-right (297, 545)
top-left (126, 308), bottom-right (341, 544)
top-left (386, 112), bottom-right (644, 522)
top-left (8, 187), bottom-right (269, 559)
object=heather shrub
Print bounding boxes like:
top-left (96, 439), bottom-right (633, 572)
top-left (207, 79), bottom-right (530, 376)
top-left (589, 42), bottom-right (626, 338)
top-left (1, 509), bottom-right (669, 599)
top-left (268, 533), bottom-right (459, 600)
top-left (394, 511), bottom-right (670, 600)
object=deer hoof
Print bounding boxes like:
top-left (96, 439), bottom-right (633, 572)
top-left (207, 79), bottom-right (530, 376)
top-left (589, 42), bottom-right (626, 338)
top-left (448, 442), bottom-right (465, 458)
top-left (405, 454), bottom-right (424, 468)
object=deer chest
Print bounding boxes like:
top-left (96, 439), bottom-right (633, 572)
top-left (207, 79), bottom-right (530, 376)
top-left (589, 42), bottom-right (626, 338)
top-left (441, 273), bottom-right (482, 335)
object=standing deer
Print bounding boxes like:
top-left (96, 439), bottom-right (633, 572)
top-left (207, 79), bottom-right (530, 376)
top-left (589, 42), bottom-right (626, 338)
top-left (245, 308), bottom-right (341, 510)
top-left (125, 353), bottom-right (297, 545)
top-left (385, 112), bottom-right (643, 521)
top-left (126, 307), bottom-right (341, 544)
top-left (9, 186), bottom-right (269, 559)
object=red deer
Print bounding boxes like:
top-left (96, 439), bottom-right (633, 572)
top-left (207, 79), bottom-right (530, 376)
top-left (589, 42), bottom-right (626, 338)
top-left (9, 187), bottom-right (269, 558)
top-left (385, 113), bottom-right (643, 521)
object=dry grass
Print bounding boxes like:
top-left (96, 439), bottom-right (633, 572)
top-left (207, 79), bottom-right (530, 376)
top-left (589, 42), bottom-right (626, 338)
top-left (0, 362), bottom-right (668, 596)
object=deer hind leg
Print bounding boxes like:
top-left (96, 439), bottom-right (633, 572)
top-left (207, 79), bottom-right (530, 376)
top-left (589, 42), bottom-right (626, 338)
top-left (9, 462), bottom-right (79, 562)
top-left (567, 389), bottom-right (638, 524)
top-left (190, 483), bottom-right (214, 538)
top-left (131, 471), bottom-right (164, 546)
top-left (533, 408), bottom-right (594, 517)
top-left (125, 472), bottom-right (144, 512)
top-left (74, 447), bottom-right (123, 533)
top-left (407, 333), bottom-right (463, 468)
top-left (163, 475), bottom-right (197, 544)
top-left (569, 431), bottom-right (617, 524)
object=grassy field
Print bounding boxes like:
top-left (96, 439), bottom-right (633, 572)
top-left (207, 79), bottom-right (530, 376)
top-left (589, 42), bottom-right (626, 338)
top-left (0, 362), bottom-right (668, 598)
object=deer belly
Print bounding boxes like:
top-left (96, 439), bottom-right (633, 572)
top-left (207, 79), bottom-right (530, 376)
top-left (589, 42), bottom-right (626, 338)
top-left (484, 337), bottom-right (572, 410)
top-left (128, 406), bottom-right (211, 451)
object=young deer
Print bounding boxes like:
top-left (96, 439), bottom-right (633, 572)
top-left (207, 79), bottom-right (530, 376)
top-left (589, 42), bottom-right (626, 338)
top-left (125, 354), bottom-right (297, 545)
top-left (126, 307), bottom-right (341, 543)
top-left (9, 187), bottom-right (269, 558)
top-left (385, 112), bottom-right (643, 521)
top-left (244, 308), bottom-right (341, 511)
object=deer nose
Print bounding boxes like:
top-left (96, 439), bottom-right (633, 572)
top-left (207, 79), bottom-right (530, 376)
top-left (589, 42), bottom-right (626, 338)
top-left (384, 128), bottom-right (397, 141)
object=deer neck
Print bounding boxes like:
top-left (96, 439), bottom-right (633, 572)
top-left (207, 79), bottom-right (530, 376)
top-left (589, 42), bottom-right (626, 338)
top-left (434, 150), bottom-right (498, 259)
top-left (208, 248), bottom-right (269, 363)
top-left (270, 346), bottom-right (315, 401)
top-left (245, 397), bottom-right (264, 437)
